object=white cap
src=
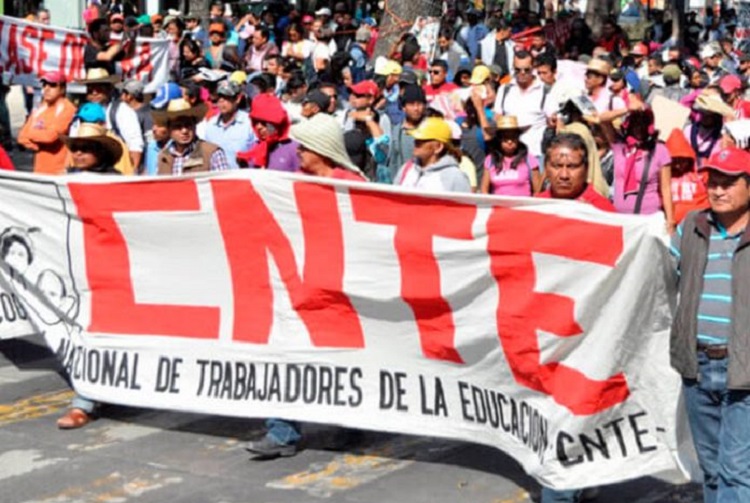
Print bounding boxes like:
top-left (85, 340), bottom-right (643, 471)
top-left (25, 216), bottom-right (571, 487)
top-left (315, 7), bottom-right (332, 16)
top-left (700, 44), bottom-right (720, 59)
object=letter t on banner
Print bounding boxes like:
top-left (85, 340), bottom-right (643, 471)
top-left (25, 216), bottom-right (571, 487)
top-left (487, 207), bottom-right (629, 415)
top-left (69, 181), bottom-right (221, 338)
top-left (350, 190), bottom-right (477, 364)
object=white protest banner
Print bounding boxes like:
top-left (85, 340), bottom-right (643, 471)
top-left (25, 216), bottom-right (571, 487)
top-left (0, 170), bottom-right (692, 490)
top-left (0, 15), bottom-right (169, 93)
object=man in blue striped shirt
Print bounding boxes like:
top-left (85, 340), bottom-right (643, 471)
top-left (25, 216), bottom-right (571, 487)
top-left (671, 146), bottom-right (750, 503)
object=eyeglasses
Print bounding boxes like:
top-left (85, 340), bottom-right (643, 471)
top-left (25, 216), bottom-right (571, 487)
top-left (514, 67), bottom-right (533, 74)
top-left (42, 81), bottom-right (61, 88)
top-left (210, 31), bottom-right (225, 36)
top-left (429, 69), bottom-right (444, 75)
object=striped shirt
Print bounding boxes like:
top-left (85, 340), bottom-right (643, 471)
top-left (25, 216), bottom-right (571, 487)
top-left (671, 214), bottom-right (743, 345)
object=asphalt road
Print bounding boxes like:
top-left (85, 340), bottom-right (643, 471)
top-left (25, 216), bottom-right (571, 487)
top-left (0, 87), bottom-right (705, 503)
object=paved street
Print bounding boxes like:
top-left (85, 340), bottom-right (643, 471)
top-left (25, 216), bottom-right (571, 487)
top-left (0, 334), bottom-right (706, 503)
top-left (0, 86), bottom-right (704, 503)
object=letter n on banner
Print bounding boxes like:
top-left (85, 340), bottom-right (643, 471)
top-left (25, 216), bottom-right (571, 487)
top-left (487, 207), bottom-right (628, 415)
top-left (68, 181), bottom-right (220, 338)
top-left (211, 180), bottom-right (364, 348)
top-left (350, 190), bottom-right (477, 363)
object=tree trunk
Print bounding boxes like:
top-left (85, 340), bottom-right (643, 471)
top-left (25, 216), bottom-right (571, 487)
top-left (373, 0), bottom-right (442, 59)
top-left (188, 0), bottom-right (208, 18)
top-left (671, 0), bottom-right (685, 45)
top-left (585, 0), bottom-right (621, 36)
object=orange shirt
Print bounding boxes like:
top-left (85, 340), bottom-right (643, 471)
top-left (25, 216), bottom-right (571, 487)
top-left (18, 98), bottom-right (76, 175)
top-left (671, 170), bottom-right (710, 224)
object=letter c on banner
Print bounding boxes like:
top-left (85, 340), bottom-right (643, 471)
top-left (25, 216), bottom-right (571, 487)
top-left (68, 181), bottom-right (221, 338)
top-left (486, 207), bottom-right (629, 416)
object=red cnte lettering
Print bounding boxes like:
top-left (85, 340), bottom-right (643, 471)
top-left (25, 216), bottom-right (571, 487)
top-left (350, 190), bottom-right (476, 363)
top-left (487, 207), bottom-right (628, 415)
top-left (68, 181), bottom-right (220, 338)
top-left (211, 180), bottom-right (364, 348)
top-left (134, 42), bottom-right (153, 81)
top-left (20, 26), bottom-right (37, 74)
top-left (36, 28), bottom-right (55, 75)
top-left (7, 24), bottom-right (19, 74)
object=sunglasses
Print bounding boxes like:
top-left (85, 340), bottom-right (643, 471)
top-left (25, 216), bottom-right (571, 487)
top-left (514, 67), bottom-right (533, 74)
top-left (429, 69), bottom-right (444, 75)
top-left (42, 81), bottom-right (61, 88)
top-left (69, 143), bottom-right (96, 153)
top-left (210, 31), bottom-right (225, 36)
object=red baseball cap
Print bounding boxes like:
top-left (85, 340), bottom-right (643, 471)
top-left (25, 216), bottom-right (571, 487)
top-left (719, 74), bottom-right (743, 94)
top-left (40, 71), bottom-right (66, 84)
top-left (700, 147), bottom-right (750, 176)
top-left (348, 80), bottom-right (379, 98)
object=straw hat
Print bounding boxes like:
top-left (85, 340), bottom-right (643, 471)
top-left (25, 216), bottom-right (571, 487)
top-left (151, 98), bottom-right (208, 125)
top-left (60, 123), bottom-right (123, 164)
top-left (291, 114), bottom-right (365, 177)
top-left (494, 115), bottom-right (529, 132)
top-left (693, 91), bottom-right (734, 118)
top-left (75, 68), bottom-right (121, 85)
top-left (586, 58), bottom-right (611, 77)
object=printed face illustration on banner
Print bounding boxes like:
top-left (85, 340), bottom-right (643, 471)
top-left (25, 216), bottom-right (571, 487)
top-left (3, 171), bottom-right (683, 491)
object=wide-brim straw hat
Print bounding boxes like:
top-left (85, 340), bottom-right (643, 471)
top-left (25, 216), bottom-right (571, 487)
top-left (486, 115), bottom-right (530, 136)
top-left (60, 123), bottom-right (123, 164)
top-left (586, 58), bottom-right (611, 77)
top-left (151, 98), bottom-right (208, 125)
top-left (290, 114), bottom-right (365, 178)
top-left (693, 91), bottom-right (734, 118)
top-left (75, 68), bottom-right (122, 85)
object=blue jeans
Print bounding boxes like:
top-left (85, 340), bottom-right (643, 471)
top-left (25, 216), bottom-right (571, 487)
top-left (71, 394), bottom-right (96, 414)
top-left (541, 488), bottom-right (581, 502)
top-left (265, 418), bottom-right (301, 446)
top-left (683, 351), bottom-right (750, 503)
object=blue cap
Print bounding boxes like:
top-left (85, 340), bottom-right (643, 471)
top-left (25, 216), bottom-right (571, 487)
top-left (151, 82), bottom-right (183, 109)
top-left (76, 102), bottom-right (106, 123)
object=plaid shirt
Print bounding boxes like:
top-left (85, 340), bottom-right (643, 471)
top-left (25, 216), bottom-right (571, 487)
top-left (168, 140), bottom-right (230, 175)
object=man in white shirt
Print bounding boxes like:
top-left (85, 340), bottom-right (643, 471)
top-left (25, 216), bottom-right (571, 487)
top-left (80, 68), bottom-right (143, 169)
top-left (493, 50), bottom-right (556, 160)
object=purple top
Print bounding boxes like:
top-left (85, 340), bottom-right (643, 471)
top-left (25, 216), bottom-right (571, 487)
top-left (267, 140), bottom-right (301, 172)
top-left (612, 142), bottom-right (671, 215)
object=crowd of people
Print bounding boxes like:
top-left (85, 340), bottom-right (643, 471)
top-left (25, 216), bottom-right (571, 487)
top-left (3, 2), bottom-right (750, 502)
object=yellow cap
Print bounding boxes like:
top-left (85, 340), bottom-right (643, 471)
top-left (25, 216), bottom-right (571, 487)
top-left (229, 71), bottom-right (248, 86)
top-left (469, 65), bottom-right (491, 85)
top-left (375, 59), bottom-right (403, 76)
top-left (407, 117), bottom-right (452, 143)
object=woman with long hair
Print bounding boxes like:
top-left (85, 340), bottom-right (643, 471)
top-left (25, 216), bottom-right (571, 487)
top-left (480, 116), bottom-right (542, 196)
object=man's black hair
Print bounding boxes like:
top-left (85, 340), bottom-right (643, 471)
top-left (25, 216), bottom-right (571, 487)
top-left (545, 133), bottom-right (589, 166)
top-left (430, 60), bottom-right (449, 71)
top-left (533, 52), bottom-right (557, 72)
top-left (88, 18), bottom-right (108, 36)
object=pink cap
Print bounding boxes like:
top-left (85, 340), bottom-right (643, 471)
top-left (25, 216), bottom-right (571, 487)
top-left (700, 147), bottom-right (750, 176)
top-left (40, 71), bottom-right (66, 84)
top-left (719, 74), bottom-right (743, 94)
top-left (302, 14), bottom-right (314, 23)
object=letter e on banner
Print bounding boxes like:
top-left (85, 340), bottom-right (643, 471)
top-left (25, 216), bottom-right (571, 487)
top-left (68, 181), bottom-right (220, 338)
top-left (487, 208), bottom-right (628, 415)
top-left (211, 180), bottom-right (364, 348)
top-left (350, 190), bottom-right (476, 363)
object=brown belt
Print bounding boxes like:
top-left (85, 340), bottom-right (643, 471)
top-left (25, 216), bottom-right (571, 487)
top-left (697, 343), bottom-right (729, 360)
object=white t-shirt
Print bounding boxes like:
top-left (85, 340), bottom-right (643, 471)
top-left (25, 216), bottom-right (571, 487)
top-left (493, 79), bottom-right (557, 157)
top-left (106, 101), bottom-right (144, 153)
